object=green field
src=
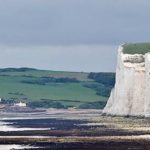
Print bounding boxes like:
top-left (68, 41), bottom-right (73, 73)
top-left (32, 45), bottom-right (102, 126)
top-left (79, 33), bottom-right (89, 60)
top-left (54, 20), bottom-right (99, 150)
top-left (123, 43), bottom-right (150, 54)
top-left (0, 68), bottom-right (114, 109)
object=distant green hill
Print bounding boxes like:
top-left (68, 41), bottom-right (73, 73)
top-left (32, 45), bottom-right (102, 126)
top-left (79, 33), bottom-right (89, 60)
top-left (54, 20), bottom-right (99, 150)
top-left (0, 68), bottom-right (115, 109)
top-left (123, 43), bottom-right (150, 54)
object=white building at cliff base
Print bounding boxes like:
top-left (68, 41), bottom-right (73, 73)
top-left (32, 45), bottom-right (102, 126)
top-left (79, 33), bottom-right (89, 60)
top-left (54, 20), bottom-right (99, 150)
top-left (14, 101), bottom-right (26, 107)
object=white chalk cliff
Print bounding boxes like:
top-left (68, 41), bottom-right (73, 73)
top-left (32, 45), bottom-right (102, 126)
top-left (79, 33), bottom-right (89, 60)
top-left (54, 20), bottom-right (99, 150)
top-left (103, 45), bottom-right (150, 117)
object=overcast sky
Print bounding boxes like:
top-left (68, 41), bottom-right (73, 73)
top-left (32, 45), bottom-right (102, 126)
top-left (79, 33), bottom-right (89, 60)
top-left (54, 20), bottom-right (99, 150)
top-left (0, 0), bottom-right (150, 72)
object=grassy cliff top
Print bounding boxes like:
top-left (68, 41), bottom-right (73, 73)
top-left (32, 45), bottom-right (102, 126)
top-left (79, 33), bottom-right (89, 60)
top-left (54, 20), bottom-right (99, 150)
top-left (123, 43), bottom-right (150, 54)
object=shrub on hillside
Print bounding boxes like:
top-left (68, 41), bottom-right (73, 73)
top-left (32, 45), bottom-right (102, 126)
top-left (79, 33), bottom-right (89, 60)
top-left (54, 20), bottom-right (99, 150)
top-left (88, 72), bottom-right (115, 86)
top-left (83, 83), bottom-right (112, 97)
top-left (21, 77), bottom-right (79, 85)
top-left (79, 101), bottom-right (107, 109)
top-left (27, 100), bottom-right (65, 109)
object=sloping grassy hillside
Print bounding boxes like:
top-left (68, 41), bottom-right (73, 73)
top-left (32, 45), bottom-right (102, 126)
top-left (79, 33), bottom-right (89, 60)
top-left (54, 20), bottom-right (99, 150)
top-left (0, 68), bottom-right (115, 109)
top-left (123, 43), bottom-right (150, 54)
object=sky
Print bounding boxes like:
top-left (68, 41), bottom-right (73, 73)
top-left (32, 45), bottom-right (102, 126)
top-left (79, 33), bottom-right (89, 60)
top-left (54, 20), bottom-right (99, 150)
top-left (0, 0), bottom-right (150, 72)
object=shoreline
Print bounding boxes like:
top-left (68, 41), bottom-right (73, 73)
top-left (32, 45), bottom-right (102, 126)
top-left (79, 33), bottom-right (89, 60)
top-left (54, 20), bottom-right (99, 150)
top-left (0, 109), bottom-right (150, 149)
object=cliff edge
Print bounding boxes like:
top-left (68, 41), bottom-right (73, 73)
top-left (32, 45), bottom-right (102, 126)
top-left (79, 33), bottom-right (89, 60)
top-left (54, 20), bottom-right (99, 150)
top-left (103, 44), bottom-right (150, 117)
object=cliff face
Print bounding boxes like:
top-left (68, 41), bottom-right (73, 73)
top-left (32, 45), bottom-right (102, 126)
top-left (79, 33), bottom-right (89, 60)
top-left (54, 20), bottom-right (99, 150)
top-left (103, 46), bottom-right (150, 117)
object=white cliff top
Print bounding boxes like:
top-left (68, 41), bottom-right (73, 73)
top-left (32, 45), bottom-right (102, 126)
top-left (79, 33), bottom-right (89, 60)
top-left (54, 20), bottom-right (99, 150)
top-left (119, 44), bottom-right (150, 71)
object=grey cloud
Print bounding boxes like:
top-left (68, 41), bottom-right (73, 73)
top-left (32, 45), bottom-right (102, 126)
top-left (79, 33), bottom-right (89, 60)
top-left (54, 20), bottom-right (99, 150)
top-left (0, 0), bottom-right (149, 71)
top-left (0, 0), bottom-right (150, 45)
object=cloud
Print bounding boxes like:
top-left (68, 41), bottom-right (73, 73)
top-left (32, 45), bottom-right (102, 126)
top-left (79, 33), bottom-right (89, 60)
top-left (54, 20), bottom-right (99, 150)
top-left (0, 0), bottom-right (150, 46)
top-left (0, 0), bottom-right (149, 71)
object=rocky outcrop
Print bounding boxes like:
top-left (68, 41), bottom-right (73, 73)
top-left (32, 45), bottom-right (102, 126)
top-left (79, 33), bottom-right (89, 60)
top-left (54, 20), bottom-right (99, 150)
top-left (103, 45), bottom-right (150, 117)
